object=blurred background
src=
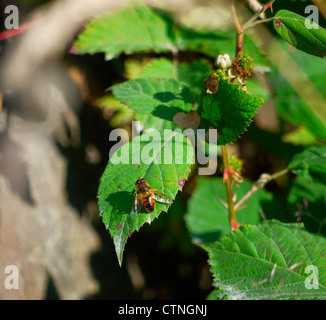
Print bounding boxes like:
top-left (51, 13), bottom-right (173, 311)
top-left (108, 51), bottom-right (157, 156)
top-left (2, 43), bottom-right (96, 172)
top-left (0, 0), bottom-right (325, 299)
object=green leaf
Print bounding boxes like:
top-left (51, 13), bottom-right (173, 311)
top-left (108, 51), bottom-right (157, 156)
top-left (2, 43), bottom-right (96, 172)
top-left (135, 112), bottom-right (177, 130)
top-left (176, 28), bottom-right (268, 66)
top-left (273, 9), bottom-right (326, 58)
top-left (289, 146), bottom-right (326, 184)
top-left (121, 58), bottom-right (210, 130)
top-left (73, 6), bottom-right (175, 59)
top-left (98, 129), bottom-right (194, 265)
top-left (73, 6), bottom-right (267, 66)
top-left (111, 78), bottom-right (195, 122)
top-left (288, 176), bottom-right (326, 235)
top-left (282, 126), bottom-right (319, 147)
top-left (203, 220), bottom-right (326, 300)
top-left (95, 94), bottom-right (134, 127)
top-left (140, 58), bottom-right (210, 103)
top-left (200, 72), bottom-right (264, 145)
top-left (268, 49), bottom-right (326, 142)
top-left (185, 177), bottom-right (267, 245)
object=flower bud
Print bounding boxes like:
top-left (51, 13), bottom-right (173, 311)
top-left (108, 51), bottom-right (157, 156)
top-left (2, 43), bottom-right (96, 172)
top-left (215, 54), bottom-right (232, 70)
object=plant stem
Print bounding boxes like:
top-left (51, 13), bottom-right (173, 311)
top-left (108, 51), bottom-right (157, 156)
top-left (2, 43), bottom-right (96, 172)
top-left (241, 0), bottom-right (275, 31)
top-left (231, 0), bottom-right (243, 57)
top-left (234, 168), bottom-right (289, 211)
top-left (222, 145), bottom-right (238, 230)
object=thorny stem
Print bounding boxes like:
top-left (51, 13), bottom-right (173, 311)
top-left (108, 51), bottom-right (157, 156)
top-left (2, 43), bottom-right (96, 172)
top-left (231, 0), bottom-right (244, 57)
top-left (234, 168), bottom-right (289, 211)
top-left (243, 16), bottom-right (280, 30)
top-left (241, 0), bottom-right (275, 31)
top-left (221, 0), bottom-right (244, 231)
top-left (222, 0), bottom-right (275, 230)
top-left (221, 145), bottom-right (239, 230)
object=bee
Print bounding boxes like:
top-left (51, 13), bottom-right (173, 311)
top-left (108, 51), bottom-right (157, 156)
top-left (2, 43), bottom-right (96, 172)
top-left (131, 177), bottom-right (172, 216)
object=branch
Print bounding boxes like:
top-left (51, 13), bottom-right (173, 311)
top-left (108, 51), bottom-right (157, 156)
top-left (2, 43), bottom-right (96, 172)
top-left (241, 0), bottom-right (275, 31)
top-left (234, 168), bottom-right (289, 211)
top-left (222, 145), bottom-right (239, 230)
top-left (231, 0), bottom-right (244, 57)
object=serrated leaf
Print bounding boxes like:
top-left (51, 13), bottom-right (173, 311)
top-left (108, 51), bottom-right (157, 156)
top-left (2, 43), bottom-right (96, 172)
top-left (111, 78), bottom-right (195, 122)
top-left (98, 129), bottom-right (194, 265)
top-left (185, 177), bottom-right (266, 244)
top-left (203, 220), bottom-right (326, 300)
top-left (289, 146), bottom-right (326, 184)
top-left (200, 73), bottom-right (264, 145)
top-left (73, 6), bottom-right (267, 66)
top-left (121, 58), bottom-right (209, 131)
top-left (140, 58), bottom-right (210, 103)
top-left (273, 10), bottom-right (326, 58)
top-left (135, 112), bottom-right (177, 131)
top-left (73, 6), bottom-right (175, 59)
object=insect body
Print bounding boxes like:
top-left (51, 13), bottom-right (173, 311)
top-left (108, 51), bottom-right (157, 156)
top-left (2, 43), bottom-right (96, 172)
top-left (131, 178), bottom-right (172, 215)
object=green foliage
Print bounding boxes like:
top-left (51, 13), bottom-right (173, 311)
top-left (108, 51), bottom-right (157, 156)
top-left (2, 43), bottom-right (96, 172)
top-left (73, 5), bottom-right (265, 63)
top-left (73, 6), bottom-right (176, 59)
top-left (140, 58), bottom-right (211, 103)
top-left (268, 48), bottom-right (326, 142)
top-left (98, 130), bottom-right (194, 265)
top-left (111, 78), bottom-right (195, 122)
top-left (203, 221), bottom-right (326, 300)
top-left (200, 71), bottom-right (264, 145)
top-left (185, 177), bottom-right (268, 244)
top-left (288, 176), bottom-right (326, 234)
top-left (73, 3), bottom-right (326, 300)
top-left (289, 146), bottom-right (326, 184)
top-left (273, 9), bottom-right (326, 58)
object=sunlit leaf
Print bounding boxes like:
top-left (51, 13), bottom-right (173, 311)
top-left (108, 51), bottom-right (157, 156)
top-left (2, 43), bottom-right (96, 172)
top-left (203, 220), bottom-right (326, 300)
top-left (98, 129), bottom-right (194, 265)
top-left (111, 78), bottom-right (195, 122)
top-left (274, 10), bottom-right (326, 58)
top-left (200, 72), bottom-right (264, 145)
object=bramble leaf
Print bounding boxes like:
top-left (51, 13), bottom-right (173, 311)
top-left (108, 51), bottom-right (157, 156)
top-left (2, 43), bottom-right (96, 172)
top-left (289, 146), bottom-right (326, 185)
top-left (98, 129), bottom-right (194, 265)
top-left (73, 6), bottom-right (175, 59)
top-left (200, 72), bottom-right (264, 145)
top-left (273, 9), bottom-right (326, 58)
top-left (203, 220), bottom-right (326, 300)
top-left (73, 6), bottom-right (267, 65)
top-left (140, 58), bottom-right (210, 103)
top-left (111, 78), bottom-right (195, 122)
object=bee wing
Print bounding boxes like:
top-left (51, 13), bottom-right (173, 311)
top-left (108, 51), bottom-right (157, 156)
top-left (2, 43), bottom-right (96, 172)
top-left (153, 192), bottom-right (173, 204)
top-left (131, 193), bottom-right (142, 215)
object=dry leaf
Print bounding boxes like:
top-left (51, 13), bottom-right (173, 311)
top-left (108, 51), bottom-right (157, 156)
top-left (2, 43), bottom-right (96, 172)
top-left (204, 76), bottom-right (219, 94)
